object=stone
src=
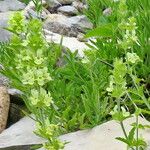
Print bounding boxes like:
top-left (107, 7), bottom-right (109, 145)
top-left (7, 103), bottom-right (25, 127)
top-left (0, 74), bottom-right (9, 87)
top-left (0, 0), bottom-right (26, 12)
top-left (44, 14), bottom-right (78, 37)
top-left (68, 15), bottom-right (93, 32)
top-left (44, 14), bottom-right (92, 37)
top-left (103, 8), bottom-right (112, 16)
top-left (0, 116), bottom-right (149, 150)
top-left (77, 32), bottom-right (87, 42)
top-left (72, 1), bottom-right (87, 12)
top-left (0, 12), bottom-right (12, 42)
top-left (57, 0), bottom-right (74, 5)
top-left (44, 29), bottom-right (88, 57)
top-left (0, 86), bottom-right (10, 133)
top-left (7, 88), bottom-right (23, 96)
top-left (57, 6), bottom-right (78, 16)
top-left (44, 117), bottom-right (150, 150)
top-left (24, 1), bottom-right (50, 20)
top-left (44, 0), bottom-right (61, 8)
top-left (0, 116), bottom-right (45, 149)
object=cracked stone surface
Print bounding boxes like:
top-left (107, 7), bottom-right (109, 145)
top-left (0, 117), bottom-right (150, 150)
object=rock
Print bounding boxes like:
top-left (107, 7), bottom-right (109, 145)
top-left (7, 103), bottom-right (25, 127)
top-left (0, 0), bottom-right (26, 12)
top-left (0, 116), bottom-right (45, 149)
top-left (45, 29), bottom-right (88, 57)
top-left (44, 14), bottom-right (78, 37)
top-left (24, 7), bottom-right (49, 20)
top-left (68, 15), bottom-right (93, 32)
top-left (57, 0), bottom-right (74, 5)
top-left (7, 89), bottom-right (23, 96)
top-left (57, 5), bottom-right (78, 16)
top-left (0, 116), bottom-right (149, 150)
top-left (77, 32), bottom-right (87, 42)
top-left (49, 117), bottom-right (150, 150)
top-left (0, 74), bottom-right (9, 87)
top-left (103, 8), bottom-right (112, 16)
top-left (72, 1), bottom-right (87, 12)
top-left (24, 1), bottom-right (50, 20)
top-left (0, 86), bottom-right (10, 133)
top-left (45, 0), bottom-right (60, 8)
top-left (0, 12), bottom-right (12, 42)
top-left (44, 14), bottom-right (92, 37)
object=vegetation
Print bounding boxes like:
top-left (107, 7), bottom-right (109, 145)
top-left (0, 0), bottom-right (149, 150)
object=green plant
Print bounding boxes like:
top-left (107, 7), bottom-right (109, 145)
top-left (108, 57), bottom-right (149, 150)
top-left (84, 0), bottom-right (150, 148)
top-left (0, 12), bottom-right (64, 150)
top-left (47, 49), bottom-right (113, 129)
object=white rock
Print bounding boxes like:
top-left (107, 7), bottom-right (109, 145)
top-left (45, 29), bottom-right (88, 57)
top-left (57, 5), bottom-right (78, 16)
top-left (0, 0), bottom-right (26, 12)
top-left (0, 116), bottom-right (149, 150)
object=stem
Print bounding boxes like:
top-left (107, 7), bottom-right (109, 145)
top-left (136, 115), bottom-right (139, 150)
top-left (120, 121), bottom-right (128, 139)
top-left (117, 98), bottom-right (135, 150)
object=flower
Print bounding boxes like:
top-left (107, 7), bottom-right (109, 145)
top-left (110, 105), bottom-right (130, 121)
top-left (106, 75), bottom-right (114, 92)
top-left (29, 88), bottom-right (53, 107)
top-left (126, 52), bottom-right (141, 64)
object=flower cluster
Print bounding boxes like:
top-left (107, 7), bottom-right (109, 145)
top-left (29, 88), bottom-right (53, 107)
top-left (106, 59), bottom-right (127, 98)
top-left (7, 12), bottom-right (62, 150)
top-left (110, 105), bottom-right (130, 122)
top-left (22, 67), bottom-right (52, 86)
top-left (118, 17), bottom-right (139, 50)
top-left (126, 52), bottom-right (141, 64)
top-left (35, 119), bottom-right (64, 150)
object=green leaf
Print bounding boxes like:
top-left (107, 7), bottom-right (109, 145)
top-left (85, 24), bottom-right (114, 38)
top-left (128, 127), bottom-right (135, 143)
top-left (116, 137), bottom-right (130, 145)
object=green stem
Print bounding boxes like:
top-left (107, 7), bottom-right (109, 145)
top-left (120, 121), bottom-right (128, 139)
top-left (136, 115), bottom-right (139, 150)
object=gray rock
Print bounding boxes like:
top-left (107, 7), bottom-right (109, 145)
top-left (0, 74), bottom-right (9, 86)
top-left (68, 15), bottom-right (93, 32)
top-left (0, 116), bottom-right (149, 150)
top-left (44, 14), bottom-right (78, 37)
top-left (57, 0), bottom-right (74, 5)
top-left (103, 8), bottom-right (112, 16)
top-left (0, 0), bottom-right (26, 12)
top-left (23, 1), bottom-right (50, 19)
top-left (7, 88), bottom-right (23, 96)
top-left (72, 1), bottom-right (87, 12)
top-left (0, 116), bottom-right (45, 148)
top-left (0, 12), bottom-right (12, 42)
top-left (45, 0), bottom-right (61, 8)
top-left (44, 14), bottom-right (92, 37)
top-left (57, 5), bottom-right (78, 16)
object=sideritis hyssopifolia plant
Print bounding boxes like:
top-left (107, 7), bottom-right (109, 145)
top-left (0, 12), bottom-right (64, 150)
top-left (106, 0), bottom-right (150, 149)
